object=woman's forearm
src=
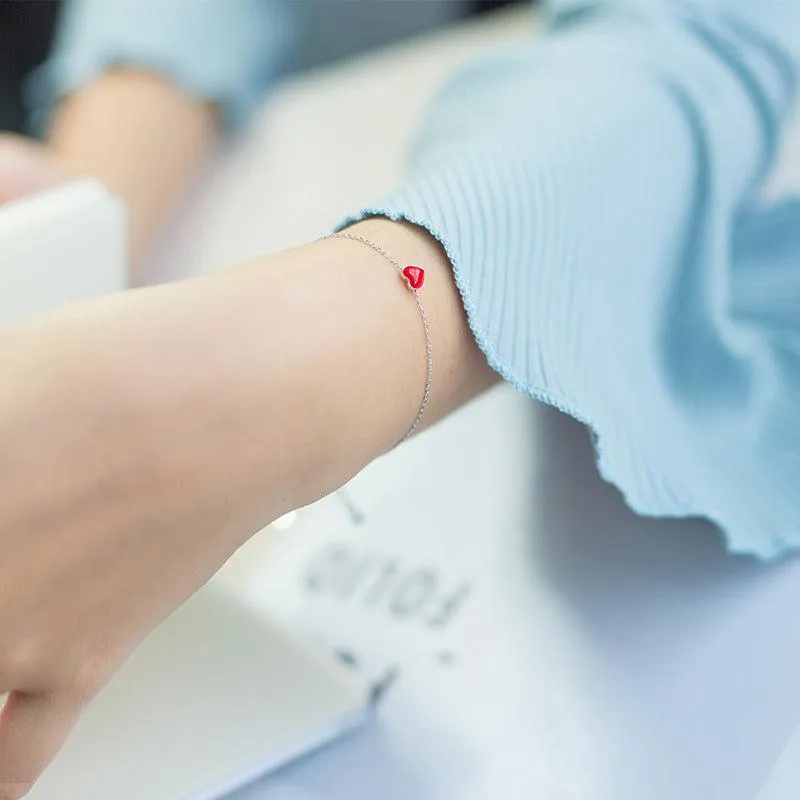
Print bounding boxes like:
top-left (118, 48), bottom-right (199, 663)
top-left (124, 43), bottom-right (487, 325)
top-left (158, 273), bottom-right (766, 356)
top-left (0, 211), bottom-right (496, 797)
top-left (48, 69), bottom-right (217, 273)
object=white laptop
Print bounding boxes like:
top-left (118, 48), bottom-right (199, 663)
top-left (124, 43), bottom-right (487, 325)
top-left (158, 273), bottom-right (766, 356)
top-left (0, 182), bottom-right (370, 800)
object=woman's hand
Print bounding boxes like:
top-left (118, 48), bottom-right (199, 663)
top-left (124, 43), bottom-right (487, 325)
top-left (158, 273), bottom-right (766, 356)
top-left (0, 220), bottom-right (496, 797)
top-left (0, 135), bottom-right (68, 205)
top-left (0, 281), bottom-right (290, 798)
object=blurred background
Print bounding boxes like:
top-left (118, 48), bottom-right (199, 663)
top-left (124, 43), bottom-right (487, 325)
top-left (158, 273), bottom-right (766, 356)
top-left (0, 0), bottom-right (528, 134)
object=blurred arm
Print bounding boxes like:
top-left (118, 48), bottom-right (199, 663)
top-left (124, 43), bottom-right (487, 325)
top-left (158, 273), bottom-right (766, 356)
top-left (48, 71), bottom-right (216, 269)
top-left (27, 0), bottom-right (297, 271)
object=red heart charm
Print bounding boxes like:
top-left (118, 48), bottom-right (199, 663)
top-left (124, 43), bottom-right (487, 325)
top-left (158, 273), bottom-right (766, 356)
top-left (402, 265), bottom-right (425, 290)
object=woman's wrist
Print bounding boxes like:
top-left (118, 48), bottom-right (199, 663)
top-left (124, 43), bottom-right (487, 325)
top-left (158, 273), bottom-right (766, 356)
top-left (253, 218), bottom-right (497, 503)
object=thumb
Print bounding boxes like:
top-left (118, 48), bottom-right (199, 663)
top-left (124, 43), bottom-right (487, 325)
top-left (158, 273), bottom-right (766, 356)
top-left (0, 691), bottom-right (83, 799)
top-left (0, 136), bottom-right (66, 205)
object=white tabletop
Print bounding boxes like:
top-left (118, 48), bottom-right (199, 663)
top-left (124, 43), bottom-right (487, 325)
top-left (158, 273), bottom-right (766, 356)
top-left (150, 9), bottom-right (800, 800)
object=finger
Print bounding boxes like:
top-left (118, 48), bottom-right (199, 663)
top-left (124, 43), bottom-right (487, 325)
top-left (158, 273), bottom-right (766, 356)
top-left (0, 138), bottom-right (64, 205)
top-left (0, 691), bottom-right (83, 798)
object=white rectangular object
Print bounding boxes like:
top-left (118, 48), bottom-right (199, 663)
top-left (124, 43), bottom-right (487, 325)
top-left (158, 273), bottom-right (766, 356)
top-left (0, 180), bottom-right (127, 323)
top-left (28, 586), bottom-right (370, 800)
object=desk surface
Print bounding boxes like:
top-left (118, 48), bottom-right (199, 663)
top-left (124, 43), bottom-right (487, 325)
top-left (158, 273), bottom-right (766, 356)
top-left (152, 9), bottom-right (800, 800)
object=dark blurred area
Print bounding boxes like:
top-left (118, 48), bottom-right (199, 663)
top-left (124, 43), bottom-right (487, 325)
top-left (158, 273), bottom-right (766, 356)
top-left (472, 0), bottom-right (524, 12)
top-left (0, 0), bottom-right (526, 135)
top-left (0, 1), bottom-right (61, 132)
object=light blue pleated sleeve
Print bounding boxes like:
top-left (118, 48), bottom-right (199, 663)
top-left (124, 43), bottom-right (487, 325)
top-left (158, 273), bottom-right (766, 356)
top-left (25, 0), bottom-right (297, 133)
top-left (343, 0), bottom-right (800, 559)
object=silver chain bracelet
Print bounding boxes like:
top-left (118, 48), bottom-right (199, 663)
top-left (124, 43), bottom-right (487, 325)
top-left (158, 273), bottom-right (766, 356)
top-left (328, 231), bottom-right (433, 443)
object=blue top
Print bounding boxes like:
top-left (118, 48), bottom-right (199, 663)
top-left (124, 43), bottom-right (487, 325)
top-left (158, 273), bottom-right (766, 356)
top-left (27, 0), bottom-right (298, 132)
top-left (29, 1), bottom-right (800, 559)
